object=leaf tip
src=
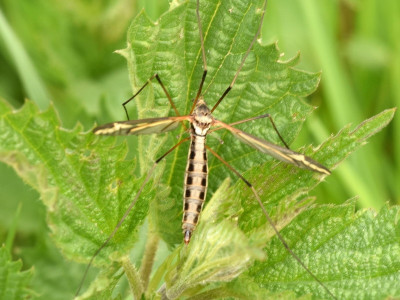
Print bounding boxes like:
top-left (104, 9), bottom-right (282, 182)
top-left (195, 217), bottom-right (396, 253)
top-left (114, 45), bottom-right (130, 59)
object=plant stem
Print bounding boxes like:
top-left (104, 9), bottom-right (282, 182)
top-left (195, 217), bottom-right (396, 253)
top-left (158, 283), bottom-right (169, 300)
top-left (121, 256), bottom-right (143, 300)
top-left (140, 231), bottom-right (160, 292)
top-left (5, 202), bottom-right (22, 253)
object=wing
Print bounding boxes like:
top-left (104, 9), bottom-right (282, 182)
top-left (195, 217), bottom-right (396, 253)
top-left (93, 116), bottom-right (191, 136)
top-left (214, 120), bottom-right (330, 175)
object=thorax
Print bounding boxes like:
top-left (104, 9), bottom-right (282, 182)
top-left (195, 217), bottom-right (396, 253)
top-left (191, 97), bottom-right (214, 136)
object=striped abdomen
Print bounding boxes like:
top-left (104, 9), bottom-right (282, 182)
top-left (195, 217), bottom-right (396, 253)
top-left (182, 134), bottom-right (208, 244)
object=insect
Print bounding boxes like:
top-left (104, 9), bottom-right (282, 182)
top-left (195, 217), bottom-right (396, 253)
top-left (77, 0), bottom-right (335, 298)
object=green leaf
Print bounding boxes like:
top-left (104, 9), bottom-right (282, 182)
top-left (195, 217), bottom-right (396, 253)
top-left (75, 263), bottom-right (123, 300)
top-left (0, 0), bottom-right (397, 299)
top-left (0, 99), bottom-right (152, 265)
top-left (248, 201), bottom-right (400, 299)
top-left (120, 0), bottom-right (319, 246)
top-left (206, 107), bottom-right (397, 299)
top-left (236, 108), bottom-right (397, 234)
top-left (153, 109), bottom-right (397, 300)
top-left (0, 246), bottom-right (34, 300)
top-left (160, 179), bottom-right (264, 299)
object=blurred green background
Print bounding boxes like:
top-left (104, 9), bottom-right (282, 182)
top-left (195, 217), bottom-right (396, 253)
top-left (0, 0), bottom-right (398, 298)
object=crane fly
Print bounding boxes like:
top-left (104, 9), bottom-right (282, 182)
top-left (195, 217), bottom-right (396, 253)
top-left (77, 0), bottom-right (335, 298)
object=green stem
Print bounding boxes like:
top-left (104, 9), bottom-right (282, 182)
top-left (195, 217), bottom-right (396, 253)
top-left (139, 231), bottom-right (160, 292)
top-left (121, 256), bottom-right (144, 299)
top-left (5, 202), bottom-right (22, 253)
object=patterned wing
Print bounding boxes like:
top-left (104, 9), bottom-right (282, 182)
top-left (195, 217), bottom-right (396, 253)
top-left (94, 116), bottom-right (191, 136)
top-left (214, 120), bottom-right (330, 175)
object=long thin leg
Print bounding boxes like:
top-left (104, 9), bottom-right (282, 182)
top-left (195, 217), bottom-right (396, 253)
top-left (190, 0), bottom-right (208, 114)
top-left (206, 145), bottom-right (336, 299)
top-left (123, 73), bottom-right (180, 120)
top-left (210, 113), bottom-right (289, 149)
top-left (210, 0), bottom-right (268, 113)
top-left (75, 137), bottom-right (190, 297)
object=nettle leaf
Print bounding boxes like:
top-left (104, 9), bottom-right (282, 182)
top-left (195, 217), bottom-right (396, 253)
top-left (229, 109), bottom-right (397, 298)
top-left (151, 111), bottom-right (397, 300)
top-left (235, 109), bottom-right (397, 234)
top-left (75, 263), bottom-right (123, 300)
top-left (0, 246), bottom-right (34, 299)
top-left (161, 179), bottom-right (264, 299)
top-left (0, 0), bottom-right (397, 298)
top-left (248, 201), bottom-right (400, 299)
top-left (0, 99), bottom-right (153, 265)
top-left (119, 0), bottom-right (318, 246)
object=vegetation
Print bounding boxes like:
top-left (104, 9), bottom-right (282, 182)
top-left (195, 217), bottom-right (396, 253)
top-left (0, 0), bottom-right (398, 299)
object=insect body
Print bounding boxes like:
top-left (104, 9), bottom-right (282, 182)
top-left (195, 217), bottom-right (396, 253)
top-left (79, 0), bottom-right (336, 298)
top-left (183, 97), bottom-right (213, 243)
